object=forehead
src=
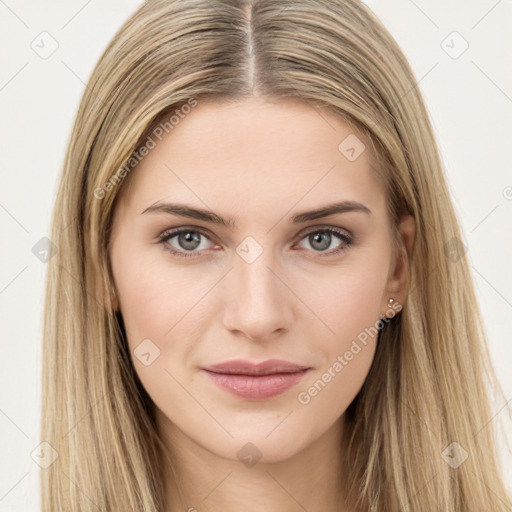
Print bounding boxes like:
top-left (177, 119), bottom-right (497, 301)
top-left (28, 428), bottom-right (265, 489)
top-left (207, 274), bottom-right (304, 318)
top-left (117, 97), bottom-right (386, 219)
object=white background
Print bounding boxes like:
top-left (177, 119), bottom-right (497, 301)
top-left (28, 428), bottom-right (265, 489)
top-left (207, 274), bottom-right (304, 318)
top-left (0, 1), bottom-right (511, 509)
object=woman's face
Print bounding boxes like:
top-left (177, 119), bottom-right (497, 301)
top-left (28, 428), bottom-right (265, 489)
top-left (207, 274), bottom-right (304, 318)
top-left (109, 97), bottom-right (410, 464)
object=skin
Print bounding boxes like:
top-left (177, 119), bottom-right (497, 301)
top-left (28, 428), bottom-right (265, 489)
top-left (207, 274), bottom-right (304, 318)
top-left (109, 96), bottom-right (415, 512)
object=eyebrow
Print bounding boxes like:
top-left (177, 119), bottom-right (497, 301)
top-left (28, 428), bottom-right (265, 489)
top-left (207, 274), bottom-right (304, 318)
top-left (141, 200), bottom-right (372, 228)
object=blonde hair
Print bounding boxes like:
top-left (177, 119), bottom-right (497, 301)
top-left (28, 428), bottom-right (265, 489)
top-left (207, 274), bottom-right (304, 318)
top-left (41, 0), bottom-right (511, 510)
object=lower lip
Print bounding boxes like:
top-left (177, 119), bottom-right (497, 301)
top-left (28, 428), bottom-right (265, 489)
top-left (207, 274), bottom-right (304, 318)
top-left (202, 369), bottom-right (309, 400)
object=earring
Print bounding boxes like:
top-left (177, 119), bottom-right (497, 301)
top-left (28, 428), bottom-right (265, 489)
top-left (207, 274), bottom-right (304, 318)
top-left (379, 297), bottom-right (398, 320)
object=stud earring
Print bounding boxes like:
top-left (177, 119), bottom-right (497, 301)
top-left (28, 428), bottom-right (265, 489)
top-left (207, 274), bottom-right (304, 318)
top-left (379, 297), bottom-right (399, 320)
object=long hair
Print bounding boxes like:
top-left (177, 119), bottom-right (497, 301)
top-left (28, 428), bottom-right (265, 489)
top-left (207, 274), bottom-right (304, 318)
top-left (41, 0), bottom-right (511, 510)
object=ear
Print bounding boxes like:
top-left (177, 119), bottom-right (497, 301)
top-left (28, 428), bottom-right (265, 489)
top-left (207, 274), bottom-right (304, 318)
top-left (381, 214), bottom-right (415, 316)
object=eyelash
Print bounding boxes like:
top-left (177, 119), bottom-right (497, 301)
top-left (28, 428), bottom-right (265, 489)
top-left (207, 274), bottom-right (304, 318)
top-left (157, 226), bottom-right (354, 259)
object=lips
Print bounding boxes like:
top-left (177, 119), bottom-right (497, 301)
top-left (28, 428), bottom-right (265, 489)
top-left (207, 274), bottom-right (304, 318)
top-left (201, 359), bottom-right (311, 400)
top-left (203, 358), bottom-right (310, 376)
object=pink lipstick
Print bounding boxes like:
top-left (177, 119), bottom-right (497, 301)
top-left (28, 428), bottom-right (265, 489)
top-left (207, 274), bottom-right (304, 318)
top-left (201, 359), bottom-right (310, 400)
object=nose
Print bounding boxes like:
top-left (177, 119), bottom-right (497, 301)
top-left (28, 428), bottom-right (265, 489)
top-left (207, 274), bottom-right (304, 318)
top-left (221, 249), bottom-right (295, 343)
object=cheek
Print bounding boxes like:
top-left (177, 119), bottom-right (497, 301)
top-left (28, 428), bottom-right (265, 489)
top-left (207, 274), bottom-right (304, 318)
top-left (112, 247), bottom-right (217, 399)
top-left (312, 254), bottom-right (389, 344)
top-left (298, 249), bottom-right (389, 407)
top-left (112, 256), bottom-right (205, 411)
top-left (297, 338), bottom-right (377, 429)
top-left (296, 274), bottom-right (383, 418)
top-left (113, 243), bottom-right (207, 342)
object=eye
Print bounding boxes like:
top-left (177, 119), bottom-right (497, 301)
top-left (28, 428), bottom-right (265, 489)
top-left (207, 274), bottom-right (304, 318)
top-left (294, 227), bottom-right (353, 256)
top-left (158, 228), bottom-right (217, 258)
top-left (157, 226), bottom-right (354, 259)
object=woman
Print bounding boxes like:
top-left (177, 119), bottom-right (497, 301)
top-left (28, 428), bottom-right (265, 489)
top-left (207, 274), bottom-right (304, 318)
top-left (41, 0), bottom-right (511, 510)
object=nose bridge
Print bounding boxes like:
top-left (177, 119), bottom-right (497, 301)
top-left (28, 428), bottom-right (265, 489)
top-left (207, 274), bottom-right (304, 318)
top-left (237, 249), bottom-right (279, 299)
top-left (222, 239), bottom-right (292, 340)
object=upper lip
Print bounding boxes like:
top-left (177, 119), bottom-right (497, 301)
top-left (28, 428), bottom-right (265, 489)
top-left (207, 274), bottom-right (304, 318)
top-left (203, 359), bottom-right (310, 376)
